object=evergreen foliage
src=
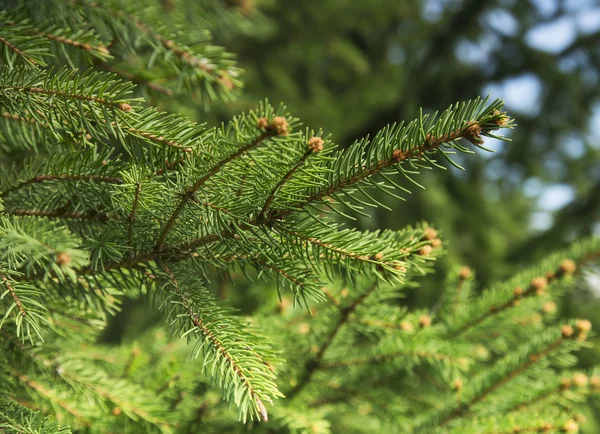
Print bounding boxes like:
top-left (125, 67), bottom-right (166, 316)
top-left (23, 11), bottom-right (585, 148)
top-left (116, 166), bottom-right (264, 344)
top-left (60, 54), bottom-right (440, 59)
top-left (0, 1), bottom-right (599, 433)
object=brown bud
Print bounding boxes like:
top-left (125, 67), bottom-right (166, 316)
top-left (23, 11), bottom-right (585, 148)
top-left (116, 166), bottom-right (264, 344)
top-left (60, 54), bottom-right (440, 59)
top-left (373, 252), bottom-right (384, 261)
top-left (561, 324), bottom-right (574, 338)
top-left (453, 378), bottom-right (463, 391)
top-left (459, 266), bottom-right (472, 279)
top-left (307, 136), bottom-right (324, 153)
top-left (112, 406), bottom-right (122, 416)
top-left (418, 315), bottom-right (432, 328)
top-left (257, 117), bottom-right (269, 129)
top-left (419, 245), bottom-right (433, 256)
top-left (530, 277), bottom-right (547, 292)
top-left (272, 116), bottom-right (289, 135)
top-left (542, 301), bottom-right (556, 314)
top-left (572, 373), bottom-right (588, 387)
top-left (464, 123), bottom-right (483, 145)
top-left (513, 287), bottom-right (523, 297)
top-left (559, 259), bottom-right (577, 275)
top-left (494, 113), bottom-right (510, 127)
top-left (575, 319), bottom-right (592, 333)
top-left (394, 264), bottom-right (407, 273)
top-left (590, 375), bottom-right (600, 390)
top-left (422, 227), bottom-right (437, 241)
top-left (560, 377), bottom-right (572, 389)
top-left (56, 252), bottom-right (71, 266)
top-left (400, 321), bottom-right (414, 333)
top-left (563, 420), bottom-right (579, 432)
top-left (297, 323), bottom-right (310, 334)
top-left (118, 102), bottom-right (132, 112)
top-left (431, 238), bottom-right (442, 248)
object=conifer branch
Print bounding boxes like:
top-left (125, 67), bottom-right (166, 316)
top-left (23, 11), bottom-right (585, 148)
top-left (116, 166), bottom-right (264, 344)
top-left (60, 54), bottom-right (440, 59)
top-left (320, 350), bottom-right (461, 369)
top-left (126, 126), bottom-right (193, 152)
top-left (5, 208), bottom-right (110, 222)
top-left (259, 149), bottom-right (313, 222)
top-left (160, 264), bottom-right (274, 422)
top-left (451, 260), bottom-right (577, 337)
top-left (0, 82), bottom-right (132, 112)
top-left (287, 283), bottom-right (378, 399)
top-left (34, 29), bottom-right (109, 58)
top-left (281, 120), bottom-right (495, 216)
top-left (154, 130), bottom-right (274, 250)
top-left (11, 371), bottom-right (88, 423)
top-left (1, 272), bottom-right (25, 318)
top-left (0, 36), bottom-right (38, 65)
top-left (1, 174), bottom-right (124, 198)
top-left (127, 182), bottom-right (142, 250)
top-left (439, 331), bottom-right (573, 427)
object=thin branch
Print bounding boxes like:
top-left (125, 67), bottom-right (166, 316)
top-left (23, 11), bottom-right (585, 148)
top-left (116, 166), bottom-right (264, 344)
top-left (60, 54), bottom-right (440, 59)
top-left (5, 208), bottom-right (111, 222)
top-left (258, 149), bottom-right (312, 222)
top-left (98, 63), bottom-right (174, 96)
top-left (127, 182), bottom-right (142, 251)
top-left (283, 126), bottom-right (476, 214)
top-left (287, 283), bottom-right (378, 399)
top-left (12, 370), bottom-right (89, 423)
top-left (35, 30), bottom-right (108, 56)
top-left (0, 84), bottom-right (132, 112)
top-left (0, 36), bottom-right (38, 65)
top-left (439, 335), bottom-right (568, 427)
top-left (451, 262), bottom-right (574, 337)
top-left (0, 273), bottom-right (26, 317)
top-left (126, 127), bottom-right (193, 152)
top-left (321, 350), bottom-right (460, 369)
top-left (160, 263), bottom-right (268, 422)
top-left (1, 173), bottom-right (124, 197)
top-left (153, 131), bottom-right (273, 251)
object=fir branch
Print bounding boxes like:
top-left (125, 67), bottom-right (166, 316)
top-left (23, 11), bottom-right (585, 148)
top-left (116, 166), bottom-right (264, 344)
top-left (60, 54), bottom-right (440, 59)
top-left (154, 130), bottom-right (275, 251)
top-left (159, 263), bottom-right (278, 422)
top-left (280, 117), bottom-right (502, 217)
top-left (320, 350), bottom-right (461, 369)
top-left (259, 149), bottom-right (312, 222)
top-left (0, 80), bottom-right (132, 112)
top-left (126, 126), bottom-right (193, 152)
top-left (451, 260), bottom-right (579, 337)
top-left (0, 36), bottom-right (38, 65)
top-left (98, 63), bottom-right (174, 96)
top-left (127, 182), bottom-right (141, 250)
top-left (287, 283), bottom-right (378, 399)
top-left (4, 208), bottom-right (110, 222)
top-left (0, 402), bottom-right (73, 433)
top-left (11, 370), bottom-right (89, 423)
top-left (439, 329), bottom-right (575, 427)
top-left (0, 272), bottom-right (25, 318)
top-left (1, 173), bottom-right (124, 198)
